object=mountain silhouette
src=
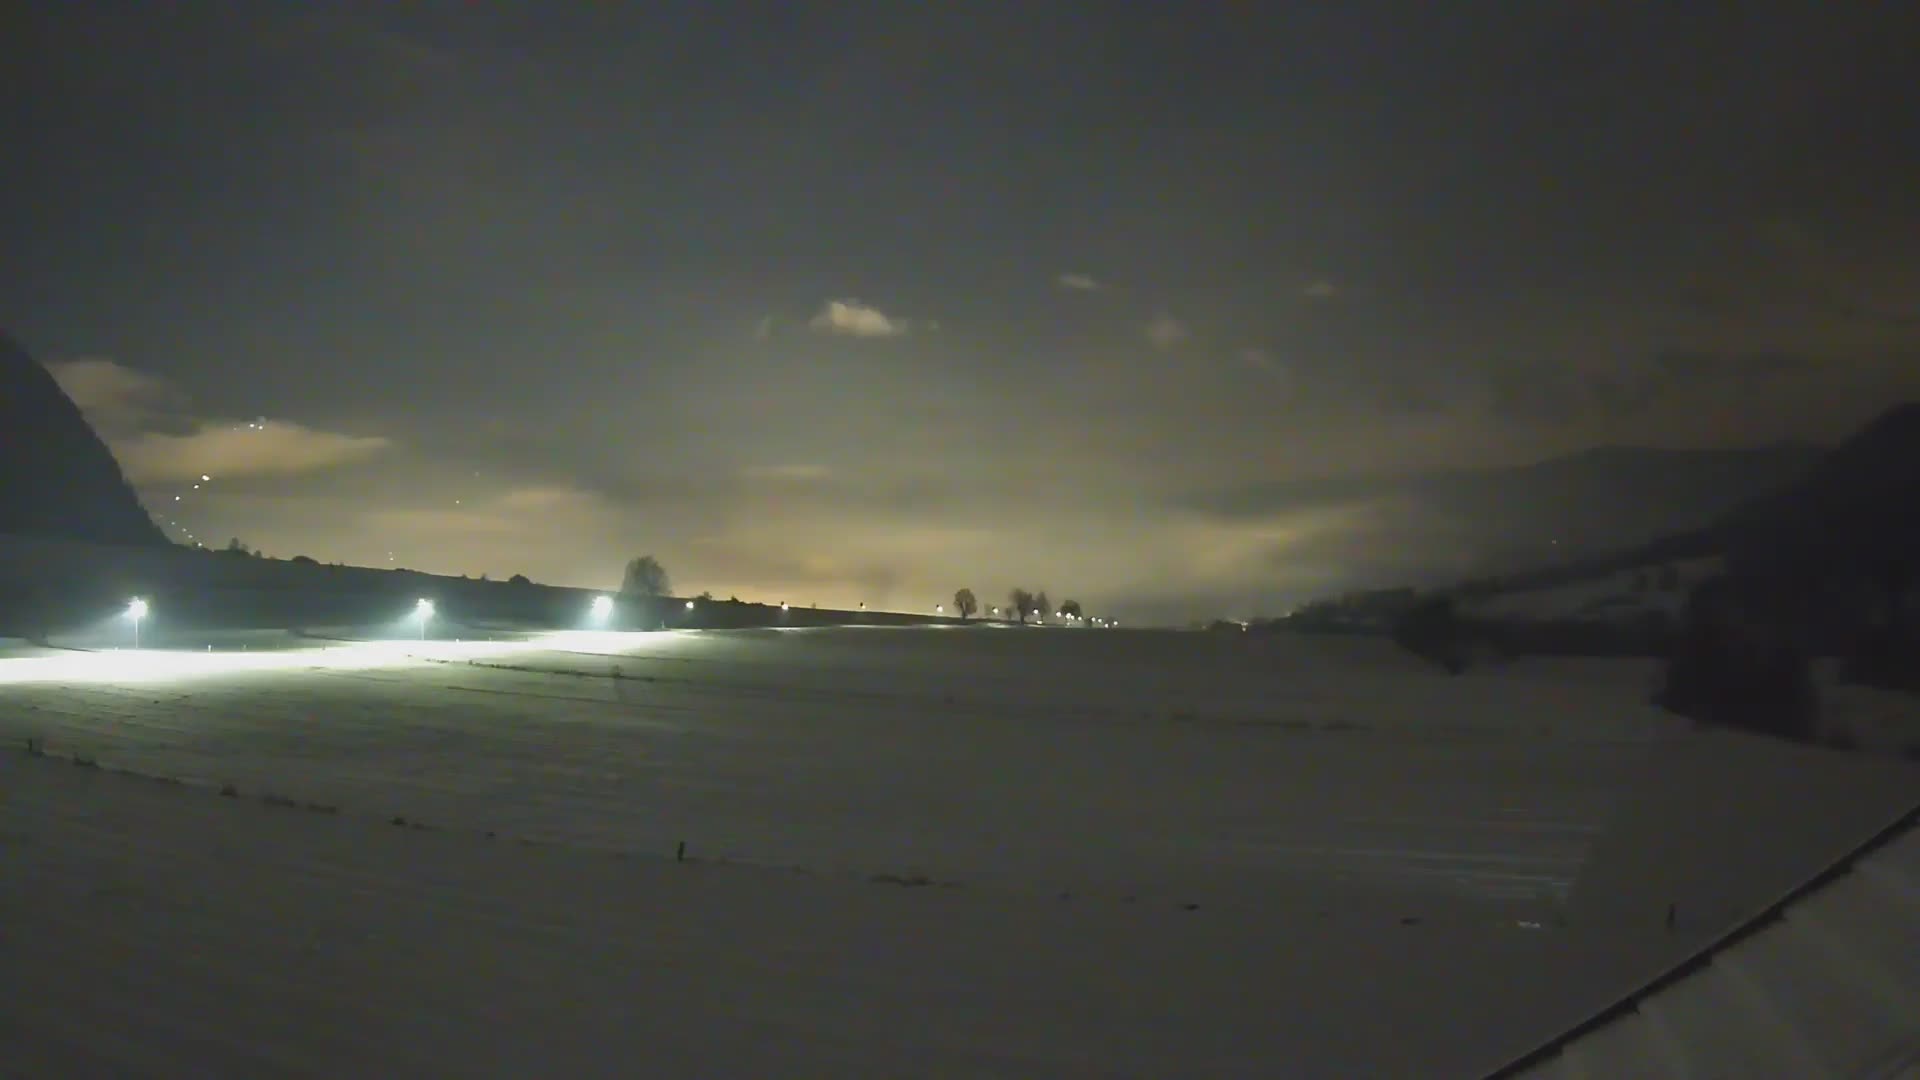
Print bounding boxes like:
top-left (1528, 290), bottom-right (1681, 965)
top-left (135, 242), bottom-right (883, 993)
top-left (1716, 402), bottom-right (1920, 585)
top-left (0, 331), bottom-right (166, 547)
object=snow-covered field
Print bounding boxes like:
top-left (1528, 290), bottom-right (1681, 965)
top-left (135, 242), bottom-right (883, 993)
top-left (3, 625), bottom-right (1915, 1077)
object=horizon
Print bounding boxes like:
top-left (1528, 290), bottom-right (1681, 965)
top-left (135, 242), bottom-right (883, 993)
top-left (8, 6), bottom-right (1919, 623)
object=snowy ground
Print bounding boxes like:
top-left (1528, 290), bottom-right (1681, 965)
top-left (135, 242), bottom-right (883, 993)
top-left (1461, 557), bottom-right (1723, 625)
top-left (3, 626), bottom-right (1915, 1076)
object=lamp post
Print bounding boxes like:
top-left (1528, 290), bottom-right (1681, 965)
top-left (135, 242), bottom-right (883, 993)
top-left (127, 598), bottom-right (148, 649)
top-left (415, 598), bottom-right (433, 640)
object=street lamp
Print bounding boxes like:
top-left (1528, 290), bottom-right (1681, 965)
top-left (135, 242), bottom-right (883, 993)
top-left (415, 598), bottom-right (434, 640)
top-left (126, 598), bottom-right (148, 649)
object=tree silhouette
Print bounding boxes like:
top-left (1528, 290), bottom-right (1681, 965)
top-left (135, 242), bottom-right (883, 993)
top-left (1035, 591), bottom-right (1051, 620)
top-left (1060, 599), bottom-right (1083, 620)
top-left (1008, 587), bottom-right (1034, 624)
top-left (622, 555), bottom-right (671, 597)
top-left (953, 588), bottom-right (978, 620)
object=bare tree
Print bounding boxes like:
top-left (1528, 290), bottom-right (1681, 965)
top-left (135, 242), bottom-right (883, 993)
top-left (1008, 587), bottom-right (1034, 624)
top-left (622, 555), bottom-right (671, 597)
top-left (953, 588), bottom-right (978, 620)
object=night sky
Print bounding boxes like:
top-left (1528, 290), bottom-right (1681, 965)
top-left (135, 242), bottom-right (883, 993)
top-left (7, 4), bottom-right (1918, 622)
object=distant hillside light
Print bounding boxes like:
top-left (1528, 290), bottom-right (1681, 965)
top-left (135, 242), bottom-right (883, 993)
top-left (685, 599), bottom-right (695, 610)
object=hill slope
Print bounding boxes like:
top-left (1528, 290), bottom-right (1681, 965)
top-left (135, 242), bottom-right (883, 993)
top-left (0, 331), bottom-right (164, 547)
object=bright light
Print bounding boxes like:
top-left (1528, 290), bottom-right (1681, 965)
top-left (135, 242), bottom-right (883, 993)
top-left (125, 597), bottom-right (149, 648)
top-left (780, 602), bottom-right (789, 610)
top-left (935, 604), bottom-right (944, 613)
top-left (590, 595), bottom-right (614, 618)
top-left (200, 474), bottom-right (210, 482)
top-left (685, 600), bottom-right (696, 610)
top-left (0, 632), bottom-right (705, 688)
top-left (415, 598), bottom-right (434, 617)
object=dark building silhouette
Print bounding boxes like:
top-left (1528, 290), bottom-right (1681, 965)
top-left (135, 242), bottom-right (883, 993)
top-left (0, 331), bottom-right (165, 546)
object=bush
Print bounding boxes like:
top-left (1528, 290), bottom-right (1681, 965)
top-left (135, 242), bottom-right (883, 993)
top-left (1653, 576), bottom-right (1820, 743)
top-left (1392, 595), bottom-right (1470, 674)
top-left (1841, 624), bottom-right (1920, 693)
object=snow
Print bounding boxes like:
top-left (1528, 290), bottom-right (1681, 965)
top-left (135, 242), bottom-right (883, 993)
top-left (1463, 557), bottom-right (1723, 624)
top-left (3, 626), bottom-right (1916, 1076)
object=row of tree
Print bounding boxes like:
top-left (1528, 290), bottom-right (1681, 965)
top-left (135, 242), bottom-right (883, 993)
top-left (950, 587), bottom-right (1084, 624)
top-left (622, 555), bottom-right (1098, 626)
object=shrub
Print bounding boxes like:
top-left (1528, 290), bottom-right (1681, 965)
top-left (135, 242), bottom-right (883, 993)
top-left (1653, 576), bottom-right (1820, 743)
top-left (1392, 595), bottom-right (1470, 674)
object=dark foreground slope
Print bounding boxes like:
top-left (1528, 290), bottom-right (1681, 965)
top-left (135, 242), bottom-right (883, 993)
top-left (0, 331), bottom-right (164, 547)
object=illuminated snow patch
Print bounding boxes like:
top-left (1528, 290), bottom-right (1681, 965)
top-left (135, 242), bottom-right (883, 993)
top-left (0, 631), bottom-right (680, 686)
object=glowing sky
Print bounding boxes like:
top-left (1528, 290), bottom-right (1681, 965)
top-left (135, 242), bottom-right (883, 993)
top-left (7, 6), bottom-right (1919, 622)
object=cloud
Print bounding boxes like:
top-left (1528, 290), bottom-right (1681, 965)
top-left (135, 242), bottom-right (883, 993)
top-left (45, 358), bottom-right (182, 434)
top-left (118, 423), bottom-right (392, 485)
top-left (367, 485), bottom-right (605, 539)
top-left (743, 463), bottom-right (832, 481)
top-left (1486, 349), bottom-right (1820, 426)
top-left (49, 357), bottom-right (393, 483)
top-left (1653, 349), bottom-right (1817, 379)
top-left (1056, 272), bottom-right (1103, 291)
top-left (1146, 311), bottom-right (1189, 349)
top-left (809, 299), bottom-right (910, 338)
top-left (1303, 279), bottom-right (1338, 301)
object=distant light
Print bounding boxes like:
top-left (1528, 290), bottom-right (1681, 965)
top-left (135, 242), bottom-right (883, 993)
top-left (780, 602), bottom-right (789, 610)
top-left (590, 595), bottom-right (614, 618)
top-left (200, 474), bottom-right (210, 482)
top-left (415, 598), bottom-right (434, 616)
top-left (935, 604), bottom-right (944, 613)
top-left (685, 600), bottom-right (696, 610)
top-left (126, 598), bottom-right (149, 620)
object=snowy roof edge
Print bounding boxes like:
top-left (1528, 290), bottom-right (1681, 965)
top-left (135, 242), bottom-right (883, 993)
top-left (1481, 795), bottom-right (1920, 1079)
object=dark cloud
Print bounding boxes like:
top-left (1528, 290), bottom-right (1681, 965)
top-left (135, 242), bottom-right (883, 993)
top-left (8, 5), bottom-right (1920, 619)
top-left (1486, 350), bottom-right (1822, 426)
